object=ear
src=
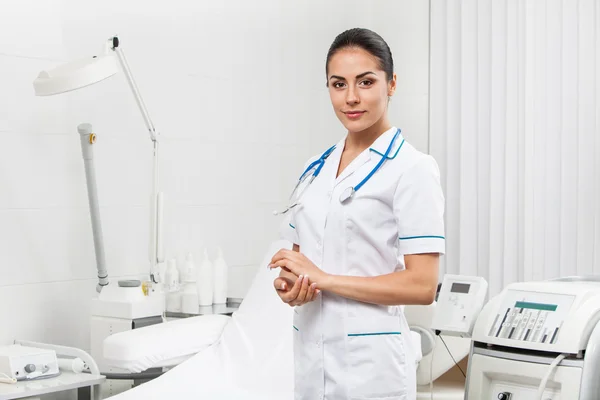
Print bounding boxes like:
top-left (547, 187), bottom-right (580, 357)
top-left (387, 73), bottom-right (397, 97)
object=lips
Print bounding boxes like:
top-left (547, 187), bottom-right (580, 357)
top-left (344, 110), bottom-right (365, 120)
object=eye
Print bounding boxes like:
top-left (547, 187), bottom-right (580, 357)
top-left (333, 81), bottom-right (346, 89)
top-left (359, 79), bottom-right (373, 87)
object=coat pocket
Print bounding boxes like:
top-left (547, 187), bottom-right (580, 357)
top-left (346, 316), bottom-right (408, 399)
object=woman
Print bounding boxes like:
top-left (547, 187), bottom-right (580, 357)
top-left (269, 28), bottom-right (445, 400)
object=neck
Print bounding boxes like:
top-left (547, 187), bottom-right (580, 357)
top-left (346, 117), bottom-right (392, 152)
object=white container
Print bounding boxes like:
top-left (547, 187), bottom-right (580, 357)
top-left (213, 247), bottom-right (228, 304)
top-left (197, 249), bottom-right (214, 306)
top-left (181, 282), bottom-right (198, 314)
top-left (183, 253), bottom-right (197, 282)
top-left (181, 253), bottom-right (199, 313)
top-left (165, 259), bottom-right (180, 291)
top-left (165, 259), bottom-right (181, 312)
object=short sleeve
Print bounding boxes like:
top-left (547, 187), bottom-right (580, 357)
top-left (393, 155), bottom-right (446, 255)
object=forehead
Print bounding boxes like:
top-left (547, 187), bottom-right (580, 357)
top-left (327, 47), bottom-right (382, 77)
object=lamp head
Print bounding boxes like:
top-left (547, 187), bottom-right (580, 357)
top-left (33, 45), bottom-right (118, 96)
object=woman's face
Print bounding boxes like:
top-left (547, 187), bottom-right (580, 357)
top-left (327, 47), bottom-right (396, 134)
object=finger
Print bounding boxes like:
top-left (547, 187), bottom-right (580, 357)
top-left (269, 250), bottom-right (282, 267)
top-left (288, 275), bottom-right (307, 306)
top-left (273, 277), bottom-right (288, 291)
top-left (306, 282), bottom-right (317, 302)
top-left (268, 259), bottom-right (287, 270)
top-left (279, 269), bottom-right (298, 281)
top-left (272, 249), bottom-right (299, 264)
top-left (282, 275), bottom-right (303, 304)
top-left (282, 249), bottom-right (302, 263)
top-left (270, 249), bottom-right (289, 264)
top-left (291, 275), bottom-right (310, 306)
top-left (270, 259), bottom-right (300, 276)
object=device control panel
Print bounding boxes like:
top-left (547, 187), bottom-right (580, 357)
top-left (487, 289), bottom-right (575, 344)
top-left (432, 274), bottom-right (488, 336)
top-left (493, 384), bottom-right (560, 400)
top-left (0, 345), bottom-right (59, 381)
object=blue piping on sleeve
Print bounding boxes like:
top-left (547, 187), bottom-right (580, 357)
top-left (399, 235), bottom-right (445, 240)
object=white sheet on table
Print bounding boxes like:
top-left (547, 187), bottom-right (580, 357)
top-left (108, 240), bottom-right (295, 399)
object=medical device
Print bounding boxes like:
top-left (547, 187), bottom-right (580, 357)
top-left (431, 274), bottom-right (488, 336)
top-left (466, 277), bottom-right (600, 400)
top-left (407, 274), bottom-right (488, 400)
top-left (33, 36), bottom-right (165, 289)
top-left (90, 278), bottom-right (163, 396)
top-left (274, 129), bottom-right (403, 215)
top-left (0, 345), bottom-right (59, 381)
top-left (33, 37), bottom-right (167, 396)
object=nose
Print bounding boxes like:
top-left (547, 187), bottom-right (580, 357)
top-left (346, 85), bottom-right (360, 105)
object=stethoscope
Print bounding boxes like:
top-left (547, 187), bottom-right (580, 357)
top-left (274, 128), bottom-right (402, 215)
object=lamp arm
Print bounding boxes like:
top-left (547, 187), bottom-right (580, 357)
top-left (110, 37), bottom-right (158, 142)
top-left (109, 36), bottom-right (164, 283)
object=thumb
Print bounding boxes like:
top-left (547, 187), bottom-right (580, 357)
top-left (273, 277), bottom-right (288, 291)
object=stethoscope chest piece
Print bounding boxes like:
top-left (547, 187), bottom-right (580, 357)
top-left (339, 186), bottom-right (355, 203)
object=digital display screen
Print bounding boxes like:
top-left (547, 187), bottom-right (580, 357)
top-left (451, 282), bottom-right (470, 294)
top-left (514, 301), bottom-right (557, 311)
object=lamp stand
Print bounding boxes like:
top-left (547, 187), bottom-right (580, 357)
top-left (78, 123), bottom-right (109, 292)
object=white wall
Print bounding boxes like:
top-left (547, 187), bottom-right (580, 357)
top-left (0, 0), bottom-right (429, 351)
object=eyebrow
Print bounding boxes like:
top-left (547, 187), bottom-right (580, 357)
top-left (329, 71), bottom-right (377, 81)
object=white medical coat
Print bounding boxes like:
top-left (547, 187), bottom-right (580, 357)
top-left (280, 127), bottom-right (445, 400)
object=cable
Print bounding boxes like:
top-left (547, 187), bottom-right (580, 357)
top-left (0, 372), bottom-right (16, 384)
top-left (438, 335), bottom-right (466, 378)
top-left (429, 344), bottom-right (434, 400)
top-left (535, 353), bottom-right (566, 400)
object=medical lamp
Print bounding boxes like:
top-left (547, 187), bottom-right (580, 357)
top-left (33, 36), bottom-right (164, 292)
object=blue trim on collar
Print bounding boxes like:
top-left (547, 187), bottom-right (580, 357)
top-left (370, 138), bottom-right (405, 159)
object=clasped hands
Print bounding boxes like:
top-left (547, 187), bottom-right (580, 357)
top-left (269, 249), bottom-right (329, 307)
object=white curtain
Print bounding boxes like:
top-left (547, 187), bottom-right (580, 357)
top-left (430, 0), bottom-right (600, 296)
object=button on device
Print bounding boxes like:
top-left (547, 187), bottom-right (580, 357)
top-left (497, 392), bottom-right (512, 400)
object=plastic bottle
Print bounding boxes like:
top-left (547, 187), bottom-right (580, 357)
top-left (197, 249), bottom-right (214, 306)
top-left (183, 252), bottom-right (197, 282)
top-left (181, 253), bottom-right (199, 313)
top-left (165, 258), bottom-right (180, 291)
top-left (165, 258), bottom-right (181, 312)
top-left (213, 247), bottom-right (228, 304)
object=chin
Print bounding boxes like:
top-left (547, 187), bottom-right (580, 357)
top-left (341, 119), bottom-right (375, 134)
